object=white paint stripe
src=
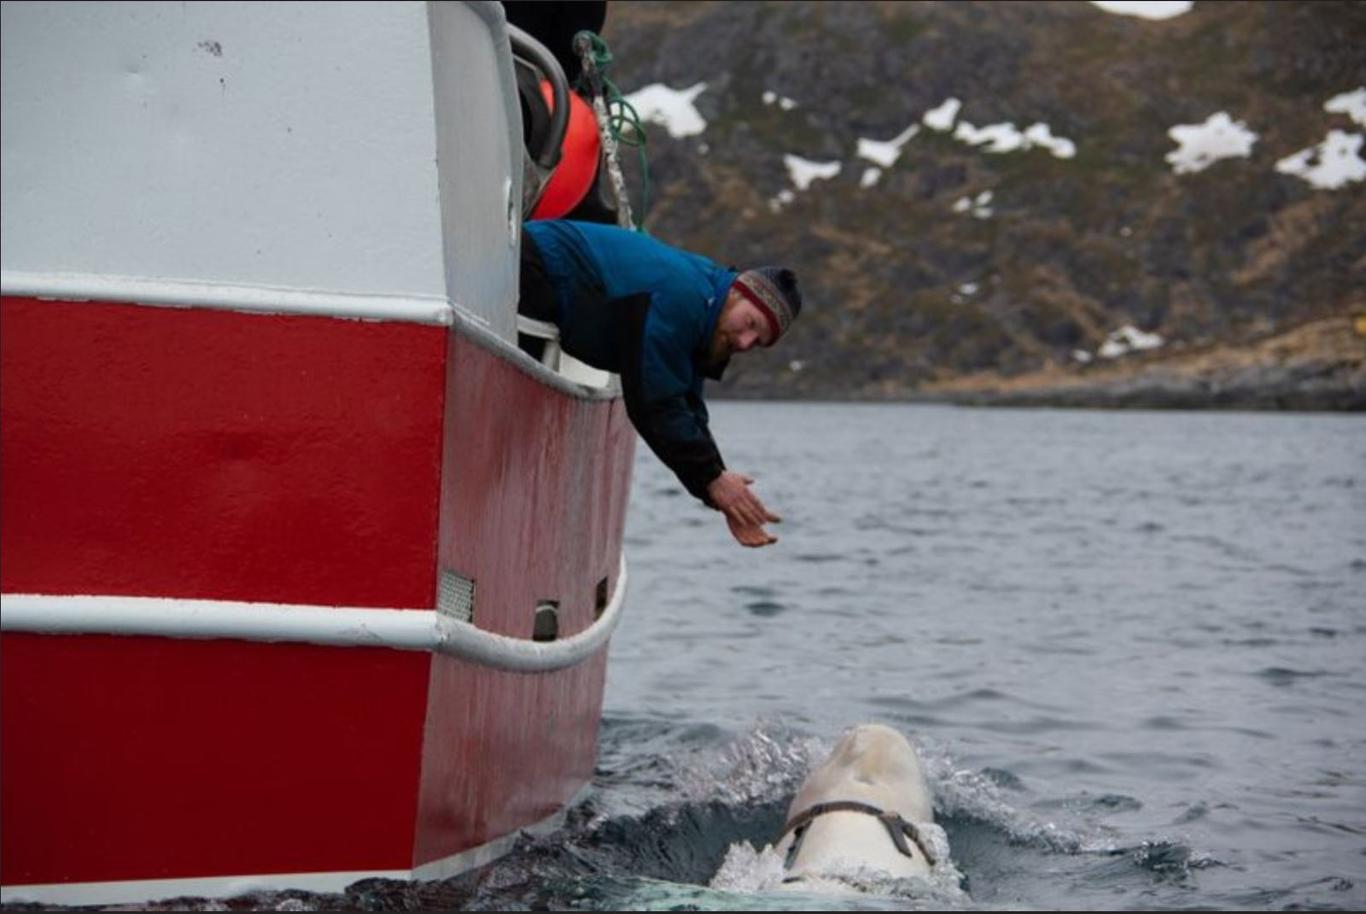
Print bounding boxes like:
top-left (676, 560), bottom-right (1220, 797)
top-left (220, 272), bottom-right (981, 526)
top-left (1, 270), bottom-right (455, 326)
top-left (0, 593), bottom-right (440, 648)
top-left (0, 557), bottom-right (627, 674)
top-left (0, 785), bottom-right (587, 905)
top-left (0, 868), bottom-right (410, 907)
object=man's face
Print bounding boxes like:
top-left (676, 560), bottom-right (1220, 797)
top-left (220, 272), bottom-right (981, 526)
top-left (709, 290), bottom-right (774, 366)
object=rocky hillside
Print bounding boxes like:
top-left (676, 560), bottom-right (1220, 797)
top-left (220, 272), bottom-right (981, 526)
top-left (597, 0), bottom-right (1365, 408)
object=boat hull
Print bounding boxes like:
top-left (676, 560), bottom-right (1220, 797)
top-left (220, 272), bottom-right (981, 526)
top-left (0, 294), bottom-right (634, 901)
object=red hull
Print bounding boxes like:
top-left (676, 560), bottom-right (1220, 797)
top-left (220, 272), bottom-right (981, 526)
top-left (0, 295), bottom-right (634, 896)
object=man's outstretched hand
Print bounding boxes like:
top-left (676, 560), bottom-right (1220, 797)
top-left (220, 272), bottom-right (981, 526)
top-left (707, 471), bottom-right (781, 548)
top-left (724, 512), bottom-right (778, 548)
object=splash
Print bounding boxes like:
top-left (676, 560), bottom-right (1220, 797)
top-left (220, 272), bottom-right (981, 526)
top-left (709, 837), bottom-right (970, 906)
top-left (709, 840), bottom-right (788, 892)
top-left (682, 719), bottom-right (826, 807)
top-left (920, 740), bottom-right (1092, 854)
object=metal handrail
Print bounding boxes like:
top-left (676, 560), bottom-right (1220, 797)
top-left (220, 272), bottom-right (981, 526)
top-left (506, 22), bottom-right (569, 172)
top-left (0, 557), bottom-right (628, 674)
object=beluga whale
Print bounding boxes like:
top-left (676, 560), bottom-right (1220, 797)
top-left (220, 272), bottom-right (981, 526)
top-left (771, 723), bottom-right (945, 890)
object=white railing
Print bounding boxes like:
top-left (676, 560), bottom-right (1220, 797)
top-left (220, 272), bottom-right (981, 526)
top-left (0, 557), bottom-right (627, 674)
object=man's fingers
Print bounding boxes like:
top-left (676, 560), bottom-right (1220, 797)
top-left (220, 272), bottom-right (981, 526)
top-left (738, 501), bottom-right (779, 528)
top-left (725, 514), bottom-right (777, 548)
top-left (714, 472), bottom-right (782, 540)
top-left (752, 501), bottom-right (780, 526)
top-left (739, 528), bottom-right (776, 547)
top-left (731, 502), bottom-right (757, 527)
top-left (736, 490), bottom-right (768, 517)
top-left (738, 502), bottom-right (767, 528)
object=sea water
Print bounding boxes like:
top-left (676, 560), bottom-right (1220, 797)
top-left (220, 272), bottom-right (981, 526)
top-left (58, 403), bottom-right (1366, 911)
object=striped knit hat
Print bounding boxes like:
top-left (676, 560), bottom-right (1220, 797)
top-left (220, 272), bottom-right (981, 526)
top-left (733, 267), bottom-right (803, 345)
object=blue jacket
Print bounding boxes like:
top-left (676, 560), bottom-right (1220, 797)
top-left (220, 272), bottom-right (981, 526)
top-left (523, 220), bottom-right (739, 504)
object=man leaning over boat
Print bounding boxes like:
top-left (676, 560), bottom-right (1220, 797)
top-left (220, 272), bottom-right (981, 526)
top-left (517, 219), bottom-right (803, 548)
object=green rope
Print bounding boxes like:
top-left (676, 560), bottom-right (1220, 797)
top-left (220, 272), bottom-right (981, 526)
top-left (574, 30), bottom-right (652, 230)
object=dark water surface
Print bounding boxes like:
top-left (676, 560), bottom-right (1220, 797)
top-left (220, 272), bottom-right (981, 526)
top-left (55, 403), bottom-right (1366, 911)
top-left (584, 403), bottom-right (1366, 911)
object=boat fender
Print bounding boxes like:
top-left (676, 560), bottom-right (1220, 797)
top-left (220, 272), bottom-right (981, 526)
top-left (531, 80), bottom-right (601, 220)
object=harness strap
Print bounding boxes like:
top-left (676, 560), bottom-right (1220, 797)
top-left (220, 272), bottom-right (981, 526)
top-left (779, 800), bottom-right (937, 870)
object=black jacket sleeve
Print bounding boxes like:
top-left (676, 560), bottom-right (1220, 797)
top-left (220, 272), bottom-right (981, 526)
top-left (614, 293), bottom-right (725, 506)
top-left (627, 390), bottom-right (725, 505)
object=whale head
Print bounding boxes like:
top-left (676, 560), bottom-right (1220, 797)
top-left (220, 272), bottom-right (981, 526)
top-left (774, 724), bottom-right (937, 883)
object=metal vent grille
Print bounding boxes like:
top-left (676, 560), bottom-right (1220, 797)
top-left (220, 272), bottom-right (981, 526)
top-left (437, 570), bottom-right (475, 623)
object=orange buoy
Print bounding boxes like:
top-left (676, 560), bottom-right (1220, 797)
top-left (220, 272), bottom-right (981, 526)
top-left (531, 81), bottom-right (601, 220)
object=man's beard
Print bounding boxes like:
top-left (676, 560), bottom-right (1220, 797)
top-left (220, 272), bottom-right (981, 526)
top-left (708, 331), bottom-right (732, 369)
top-left (703, 329), bottom-right (733, 377)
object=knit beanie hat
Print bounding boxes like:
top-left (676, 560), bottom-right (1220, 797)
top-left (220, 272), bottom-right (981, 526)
top-left (733, 267), bottom-right (803, 345)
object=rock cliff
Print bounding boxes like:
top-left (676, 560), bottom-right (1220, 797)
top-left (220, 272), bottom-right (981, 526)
top-left (598, 0), bottom-right (1365, 408)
